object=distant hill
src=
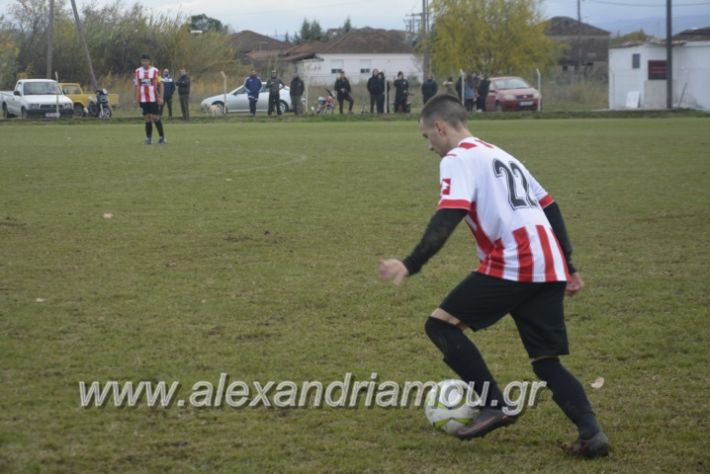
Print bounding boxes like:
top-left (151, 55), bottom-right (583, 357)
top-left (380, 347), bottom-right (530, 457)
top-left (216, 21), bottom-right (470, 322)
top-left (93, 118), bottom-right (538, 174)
top-left (597, 14), bottom-right (710, 37)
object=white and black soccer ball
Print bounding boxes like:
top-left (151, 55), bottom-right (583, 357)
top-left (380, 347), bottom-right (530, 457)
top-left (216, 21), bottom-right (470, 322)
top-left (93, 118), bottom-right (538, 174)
top-left (425, 379), bottom-right (480, 435)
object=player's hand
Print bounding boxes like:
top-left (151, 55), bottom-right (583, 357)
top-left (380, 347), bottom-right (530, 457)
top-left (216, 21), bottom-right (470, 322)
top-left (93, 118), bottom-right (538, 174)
top-left (379, 259), bottom-right (409, 286)
top-left (565, 272), bottom-right (585, 296)
top-left (157, 98), bottom-right (164, 106)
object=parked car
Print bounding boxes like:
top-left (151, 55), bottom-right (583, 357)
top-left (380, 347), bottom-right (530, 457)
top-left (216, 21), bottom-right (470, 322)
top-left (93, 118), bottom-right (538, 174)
top-left (1, 79), bottom-right (74, 119)
top-left (485, 76), bottom-right (541, 112)
top-left (60, 83), bottom-right (119, 117)
top-left (200, 82), bottom-right (293, 114)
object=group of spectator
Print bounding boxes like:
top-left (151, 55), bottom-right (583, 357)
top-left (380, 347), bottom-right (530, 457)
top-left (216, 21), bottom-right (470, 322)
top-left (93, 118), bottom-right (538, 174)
top-left (239, 69), bottom-right (492, 116)
top-left (440, 73), bottom-right (491, 112)
top-left (157, 68), bottom-right (191, 120)
top-left (366, 70), bottom-right (412, 114)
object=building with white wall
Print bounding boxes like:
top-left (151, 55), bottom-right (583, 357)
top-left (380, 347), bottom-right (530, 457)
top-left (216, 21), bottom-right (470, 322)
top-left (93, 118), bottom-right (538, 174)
top-left (609, 27), bottom-right (710, 110)
top-left (281, 28), bottom-right (423, 86)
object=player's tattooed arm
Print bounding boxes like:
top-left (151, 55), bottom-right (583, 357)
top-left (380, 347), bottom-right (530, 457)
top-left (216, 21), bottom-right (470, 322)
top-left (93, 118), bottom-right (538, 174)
top-left (402, 209), bottom-right (468, 276)
top-left (543, 202), bottom-right (576, 274)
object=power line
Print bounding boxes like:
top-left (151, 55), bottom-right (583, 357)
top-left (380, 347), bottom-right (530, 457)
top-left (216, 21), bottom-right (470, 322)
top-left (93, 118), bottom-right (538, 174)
top-left (586, 0), bottom-right (710, 6)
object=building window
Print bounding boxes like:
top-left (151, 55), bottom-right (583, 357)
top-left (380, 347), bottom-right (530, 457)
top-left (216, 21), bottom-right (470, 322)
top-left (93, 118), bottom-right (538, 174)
top-left (648, 60), bottom-right (667, 80)
top-left (330, 59), bottom-right (344, 74)
top-left (632, 53), bottom-right (640, 69)
top-left (360, 59), bottom-right (371, 75)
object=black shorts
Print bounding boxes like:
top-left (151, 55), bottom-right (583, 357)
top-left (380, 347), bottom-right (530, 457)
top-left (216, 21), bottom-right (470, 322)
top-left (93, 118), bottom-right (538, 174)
top-left (140, 102), bottom-right (160, 116)
top-left (439, 272), bottom-right (569, 358)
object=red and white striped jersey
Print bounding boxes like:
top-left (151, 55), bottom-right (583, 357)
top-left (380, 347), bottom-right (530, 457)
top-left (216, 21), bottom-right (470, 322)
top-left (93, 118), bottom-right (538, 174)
top-left (438, 136), bottom-right (570, 283)
top-left (133, 66), bottom-right (161, 103)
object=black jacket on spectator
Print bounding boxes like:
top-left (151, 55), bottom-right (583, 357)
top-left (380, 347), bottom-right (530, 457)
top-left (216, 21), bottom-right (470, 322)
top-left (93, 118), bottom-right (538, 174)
top-left (394, 78), bottom-right (409, 99)
top-left (176, 74), bottom-right (190, 96)
top-left (266, 77), bottom-right (284, 95)
top-left (334, 77), bottom-right (352, 98)
top-left (421, 79), bottom-right (438, 103)
top-left (290, 77), bottom-right (304, 96)
top-left (367, 74), bottom-right (385, 95)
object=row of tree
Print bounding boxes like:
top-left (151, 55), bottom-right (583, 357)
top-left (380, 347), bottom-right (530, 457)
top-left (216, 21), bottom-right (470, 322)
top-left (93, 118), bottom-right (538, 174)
top-left (0, 0), bottom-right (240, 88)
top-left (0, 0), bottom-right (582, 89)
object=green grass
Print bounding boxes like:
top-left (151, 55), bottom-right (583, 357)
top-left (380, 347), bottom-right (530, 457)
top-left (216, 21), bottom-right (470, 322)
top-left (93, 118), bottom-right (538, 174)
top-left (0, 116), bottom-right (708, 473)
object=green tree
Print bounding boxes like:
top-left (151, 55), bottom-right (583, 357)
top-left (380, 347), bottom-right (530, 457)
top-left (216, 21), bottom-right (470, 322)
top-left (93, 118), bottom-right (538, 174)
top-left (429, 0), bottom-right (557, 76)
top-left (294, 18), bottom-right (325, 43)
top-left (0, 19), bottom-right (20, 88)
top-left (189, 14), bottom-right (225, 33)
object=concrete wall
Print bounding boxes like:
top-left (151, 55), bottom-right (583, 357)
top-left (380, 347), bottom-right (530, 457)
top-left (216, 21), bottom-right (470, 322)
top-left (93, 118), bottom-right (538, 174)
top-left (673, 42), bottom-right (710, 109)
top-left (609, 41), bottom-right (710, 110)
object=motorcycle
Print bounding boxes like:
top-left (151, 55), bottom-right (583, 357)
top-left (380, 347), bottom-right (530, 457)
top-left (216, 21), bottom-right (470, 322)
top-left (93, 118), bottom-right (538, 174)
top-left (313, 88), bottom-right (336, 115)
top-left (87, 89), bottom-right (112, 119)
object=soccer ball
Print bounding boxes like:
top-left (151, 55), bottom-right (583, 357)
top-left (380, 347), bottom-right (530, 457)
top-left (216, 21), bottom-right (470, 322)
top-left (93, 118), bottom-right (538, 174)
top-left (425, 379), bottom-right (480, 435)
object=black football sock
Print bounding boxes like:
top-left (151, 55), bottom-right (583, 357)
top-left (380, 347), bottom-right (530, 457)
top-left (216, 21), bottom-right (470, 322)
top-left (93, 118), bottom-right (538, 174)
top-left (532, 357), bottom-right (601, 439)
top-left (145, 121), bottom-right (153, 138)
top-left (154, 120), bottom-right (164, 138)
top-left (425, 317), bottom-right (506, 409)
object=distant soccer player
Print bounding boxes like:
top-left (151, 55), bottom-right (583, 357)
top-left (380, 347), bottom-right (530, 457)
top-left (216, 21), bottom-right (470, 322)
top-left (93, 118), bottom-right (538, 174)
top-left (134, 53), bottom-right (166, 145)
top-left (379, 95), bottom-right (609, 458)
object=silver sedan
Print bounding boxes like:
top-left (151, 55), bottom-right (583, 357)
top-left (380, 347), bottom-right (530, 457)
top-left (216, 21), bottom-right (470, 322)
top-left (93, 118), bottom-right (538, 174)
top-left (200, 82), bottom-right (294, 114)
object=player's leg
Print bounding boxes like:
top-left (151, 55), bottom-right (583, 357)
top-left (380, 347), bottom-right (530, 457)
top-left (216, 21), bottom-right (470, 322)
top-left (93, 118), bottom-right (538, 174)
top-left (150, 104), bottom-right (165, 144)
top-left (425, 273), bottom-right (530, 412)
top-left (141, 103), bottom-right (153, 144)
top-left (511, 283), bottom-right (609, 457)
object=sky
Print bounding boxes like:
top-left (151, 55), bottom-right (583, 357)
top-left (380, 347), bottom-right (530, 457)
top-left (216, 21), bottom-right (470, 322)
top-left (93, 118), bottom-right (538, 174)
top-left (1, 0), bottom-right (709, 37)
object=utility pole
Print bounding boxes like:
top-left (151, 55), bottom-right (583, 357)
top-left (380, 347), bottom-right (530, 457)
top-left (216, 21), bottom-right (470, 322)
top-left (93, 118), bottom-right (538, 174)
top-left (577, 0), bottom-right (582, 72)
top-left (69, 0), bottom-right (98, 91)
top-left (46, 0), bottom-right (54, 79)
top-left (422, 0), bottom-right (430, 76)
top-left (666, 0), bottom-right (673, 109)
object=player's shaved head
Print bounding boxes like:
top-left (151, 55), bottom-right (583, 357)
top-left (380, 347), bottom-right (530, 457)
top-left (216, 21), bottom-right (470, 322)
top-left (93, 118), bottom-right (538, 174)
top-left (420, 94), bottom-right (468, 130)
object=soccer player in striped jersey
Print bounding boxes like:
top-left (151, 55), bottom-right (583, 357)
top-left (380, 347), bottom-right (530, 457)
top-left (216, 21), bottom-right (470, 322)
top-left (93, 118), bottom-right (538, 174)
top-left (379, 95), bottom-right (609, 458)
top-left (134, 53), bottom-right (166, 145)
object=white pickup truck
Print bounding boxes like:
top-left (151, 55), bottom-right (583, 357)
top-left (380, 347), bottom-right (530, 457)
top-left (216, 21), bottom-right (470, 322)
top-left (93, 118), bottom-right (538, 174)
top-left (1, 79), bottom-right (74, 119)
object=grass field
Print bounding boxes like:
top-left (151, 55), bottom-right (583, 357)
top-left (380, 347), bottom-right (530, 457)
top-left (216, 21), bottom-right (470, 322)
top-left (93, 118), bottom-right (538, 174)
top-left (1, 115), bottom-right (709, 473)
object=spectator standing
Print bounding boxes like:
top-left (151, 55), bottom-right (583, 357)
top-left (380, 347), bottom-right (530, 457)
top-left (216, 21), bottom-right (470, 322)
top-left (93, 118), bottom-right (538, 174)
top-left (421, 74), bottom-right (438, 104)
top-left (463, 74), bottom-right (476, 112)
top-left (367, 69), bottom-right (385, 114)
top-left (245, 70), bottom-right (262, 117)
top-left (266, 71), bottom-right (284, 116)
top-left (289, 73), bottom-right (305, 116)
top-left (393, 71), bottom-right (409, 113)
top-left (477, 75), bottom-right (491, 112)
top-left (334, 71), bottom-right (354, 114)
top-left (175, 68), bottom-right (191, 120)
top-left (160, 69), bottom-right (175, 117)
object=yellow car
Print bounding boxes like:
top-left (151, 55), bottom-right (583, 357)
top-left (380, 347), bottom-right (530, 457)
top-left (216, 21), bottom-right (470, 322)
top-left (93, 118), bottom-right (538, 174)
top-left (60, 83), bottom-right (119, 117)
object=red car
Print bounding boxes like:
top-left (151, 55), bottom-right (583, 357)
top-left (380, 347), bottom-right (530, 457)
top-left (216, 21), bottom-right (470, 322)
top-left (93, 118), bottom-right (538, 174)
top-left (485, 76), bottom-right (541, 112)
